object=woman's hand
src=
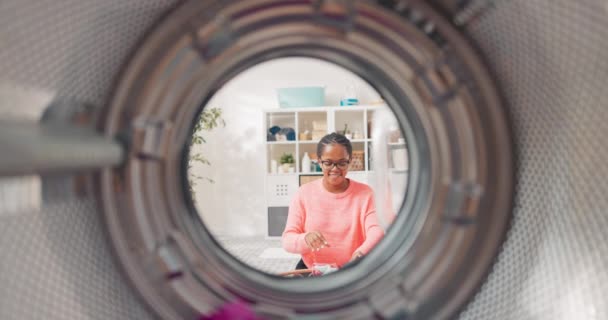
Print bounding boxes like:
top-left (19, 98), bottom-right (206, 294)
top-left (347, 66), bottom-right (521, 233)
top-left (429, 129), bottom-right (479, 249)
top-left (304, 231), bottom-right (330, 251)
top-left (349, 250), bottom-right (363, 262)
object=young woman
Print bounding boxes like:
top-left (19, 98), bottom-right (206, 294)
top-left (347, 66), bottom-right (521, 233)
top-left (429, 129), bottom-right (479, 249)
top-left (282, 133), bottom-right (384, 270)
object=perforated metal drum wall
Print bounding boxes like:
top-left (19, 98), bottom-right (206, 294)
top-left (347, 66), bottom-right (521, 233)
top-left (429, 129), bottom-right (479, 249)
top-left (1, 0), bottom-right (607, 319)
top-left (0, 1), bottom-right (177, 319)
top-left (460, 1), bottom-right (608, 319)
top-left (0, 0), bottom-right (178, 106)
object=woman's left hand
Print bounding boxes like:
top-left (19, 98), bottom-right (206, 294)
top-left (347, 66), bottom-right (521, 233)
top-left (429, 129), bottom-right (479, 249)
top-left (349, 250), bottom-right (364, 262)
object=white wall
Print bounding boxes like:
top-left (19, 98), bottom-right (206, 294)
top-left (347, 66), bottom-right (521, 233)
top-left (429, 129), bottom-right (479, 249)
top-left (190, 58), bottom-right (382, 237)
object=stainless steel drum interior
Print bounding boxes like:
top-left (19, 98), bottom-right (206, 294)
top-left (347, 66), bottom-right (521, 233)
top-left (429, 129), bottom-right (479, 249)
top-left (1, 1), bottom-right (607, 320)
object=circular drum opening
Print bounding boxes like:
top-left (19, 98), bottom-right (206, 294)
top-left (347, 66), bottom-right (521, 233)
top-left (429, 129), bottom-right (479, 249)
top-left (185, 57), bottom-right (413, 277)
top-left (100, 1), bottom-right (513, 319)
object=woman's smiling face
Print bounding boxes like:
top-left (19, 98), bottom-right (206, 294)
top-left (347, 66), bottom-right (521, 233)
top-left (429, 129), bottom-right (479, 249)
top-left (319, 143), bottom-right (350, 188)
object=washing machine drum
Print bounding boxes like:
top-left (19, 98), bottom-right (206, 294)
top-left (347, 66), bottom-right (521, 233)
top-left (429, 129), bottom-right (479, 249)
top-left (1, 1), bottom-right (607, 319)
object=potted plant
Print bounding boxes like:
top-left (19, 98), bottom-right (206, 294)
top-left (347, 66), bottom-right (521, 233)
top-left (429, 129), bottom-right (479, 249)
top-left (280, 153), bottom-right (295, 173)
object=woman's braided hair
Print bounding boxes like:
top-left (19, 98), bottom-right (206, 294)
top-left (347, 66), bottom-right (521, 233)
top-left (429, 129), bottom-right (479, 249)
top-left (316, 132), bottom-right (352, 160)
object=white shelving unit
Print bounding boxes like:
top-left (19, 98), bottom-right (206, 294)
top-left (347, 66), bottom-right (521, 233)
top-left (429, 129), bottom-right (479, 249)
top-left (263, 105), bottom-right (405, 237)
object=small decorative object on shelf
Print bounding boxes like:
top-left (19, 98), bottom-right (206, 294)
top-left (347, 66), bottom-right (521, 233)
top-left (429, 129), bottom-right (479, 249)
top-left (267, 125), bottom-right (280, 141)
top-left (389, 128), bottom-right (401, 143)
top-left (301, 152), bottom-right (311, 173)
top-left (276, 127), bottom-right (296, 141)
top-left (279, 153), bottom-right (295, 173)
top-left (340, 83), bottom-right (359, 106)
top-left (341, 123), bottom-right (353, 139)
top-left (299, 130), bottom-right (312, 141)
top-left (268, 126), bottom-right (296, 141)
top-left (350, 150), bottom-right (365, 171)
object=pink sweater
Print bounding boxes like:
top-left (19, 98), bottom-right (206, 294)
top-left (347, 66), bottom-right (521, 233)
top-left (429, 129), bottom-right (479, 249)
top-left (281, 179), bottom-right (384, 268)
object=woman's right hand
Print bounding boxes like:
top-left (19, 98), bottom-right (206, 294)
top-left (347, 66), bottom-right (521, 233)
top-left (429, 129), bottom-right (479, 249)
top-left (304, 231), bottom-right (330, 251)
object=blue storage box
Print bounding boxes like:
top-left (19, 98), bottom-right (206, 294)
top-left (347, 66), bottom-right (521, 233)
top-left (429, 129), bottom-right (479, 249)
top-left (277, 86), bottom-right (325, 108)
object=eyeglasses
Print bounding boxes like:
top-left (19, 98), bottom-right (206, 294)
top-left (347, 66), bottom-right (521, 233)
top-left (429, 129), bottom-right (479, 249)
top-left (319, 159), bottom-right (350, 170)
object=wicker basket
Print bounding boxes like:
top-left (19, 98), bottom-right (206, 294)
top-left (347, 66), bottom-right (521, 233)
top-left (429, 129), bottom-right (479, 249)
top-left (350, 150), bottom-right (365, 171)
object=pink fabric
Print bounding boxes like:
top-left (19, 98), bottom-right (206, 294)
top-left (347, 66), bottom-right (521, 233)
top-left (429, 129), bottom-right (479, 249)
top-left (200, 300), bottom-right (260, 320)
top-left (281, 179), bottom-right (384, 268)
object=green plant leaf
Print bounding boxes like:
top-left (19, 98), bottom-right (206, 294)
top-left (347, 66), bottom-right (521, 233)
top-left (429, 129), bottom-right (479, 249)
top-left (188, 107), bottom-right (226, 203)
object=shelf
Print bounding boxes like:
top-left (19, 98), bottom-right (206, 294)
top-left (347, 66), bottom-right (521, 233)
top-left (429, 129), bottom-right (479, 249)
top-left (367, 169), bottom-right (409, 174)
top-left (388, 142), bottom-right (406, 147)
top-left (265, 106), bottom-right (383, 186)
